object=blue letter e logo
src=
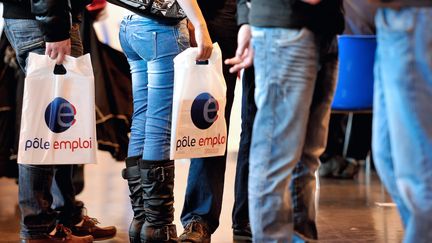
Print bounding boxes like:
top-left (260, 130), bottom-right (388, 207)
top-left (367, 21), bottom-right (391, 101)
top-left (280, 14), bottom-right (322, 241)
top-left (191, 92), bottom-right (219, 130)
top-left (45, 97), bottom-right (76, 133)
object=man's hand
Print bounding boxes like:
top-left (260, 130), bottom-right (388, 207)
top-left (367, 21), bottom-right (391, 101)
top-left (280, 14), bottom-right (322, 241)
top-left (45, 39), bottom-right (71, 64)
top-left (224, 24), bottom-right (253, 73)
top-left (301, 0), bottom-right (321, 5)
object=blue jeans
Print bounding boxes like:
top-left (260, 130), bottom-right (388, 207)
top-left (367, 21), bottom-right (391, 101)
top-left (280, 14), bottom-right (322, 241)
top-left (250, 27), bottom-right (338, 242)
top-left (373, 8), bottom-right (432, 243)
top-left (119, 15), bottom-right (189, 160)
top-left (3, 19), bottom-right (83, 239)
top-left (180, 10), bottom-right (240, 232)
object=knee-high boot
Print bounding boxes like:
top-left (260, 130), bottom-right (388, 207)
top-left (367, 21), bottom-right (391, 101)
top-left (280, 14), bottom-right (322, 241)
top-left (139, 159), bottom-right (177, 242)
top-left (122, 156), bottom-right (146, 243)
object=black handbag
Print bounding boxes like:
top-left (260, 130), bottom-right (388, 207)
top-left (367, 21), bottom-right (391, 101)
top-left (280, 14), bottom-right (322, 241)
top-left (108, 0), bottom-right (186, 19)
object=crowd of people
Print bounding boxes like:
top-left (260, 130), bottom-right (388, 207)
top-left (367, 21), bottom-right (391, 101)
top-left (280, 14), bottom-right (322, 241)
top-left (0, 0), bottom-right (431, 242)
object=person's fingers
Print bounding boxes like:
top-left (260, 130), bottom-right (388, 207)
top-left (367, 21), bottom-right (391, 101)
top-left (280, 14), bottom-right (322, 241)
top-left (229, 63), bottom-right (244, 73)
top-left (224, 56), bottom-right (242, 65)
top-left (56, 53), bottom-right (66, 65)
top-left (45, 48), bottom-right (52, 57)
top-left (49, 49), bottom-right (59, 60)
top-left (196, 45), bottom-right (212, 61)
top-left (227, 48), bottom-right (253, 73)
top-left (64, 46), bottom-right (71, 56)
top-left (196, 46), bottom-right (205, 60)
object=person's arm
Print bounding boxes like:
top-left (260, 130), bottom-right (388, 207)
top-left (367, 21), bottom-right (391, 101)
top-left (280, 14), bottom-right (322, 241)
top-left (224, 24), bottom-right (252, 73)
top-left (177, 0), bottom-right (212, 60)
top-left (224, 0), bottom-right (253, 73)
top-left (30, 0), bottom-right (72, 64)
top-left (237, 0), bottom-right (249, 26)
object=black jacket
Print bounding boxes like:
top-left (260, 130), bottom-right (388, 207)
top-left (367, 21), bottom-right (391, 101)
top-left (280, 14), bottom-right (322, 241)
top-left (237, 0), bottom-right (344, 36)
top-left (2, 0), bottom-right (90, 42)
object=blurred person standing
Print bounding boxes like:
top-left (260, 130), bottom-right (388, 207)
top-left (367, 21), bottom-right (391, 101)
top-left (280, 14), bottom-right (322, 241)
top-left (177, 1), bottom-right (254, 242)
top-left (1, 0), bottom-right (117, 242)
top-left (370, 0), bottom-right (432, 242)
top-left (319, 0), bottom-right (378, 179)
top-left (107, 0), bottom-right (212, 241)
top-left (226, 0), bottom-right (344, 241)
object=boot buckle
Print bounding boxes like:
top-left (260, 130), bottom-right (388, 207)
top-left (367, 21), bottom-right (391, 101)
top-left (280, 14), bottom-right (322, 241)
top-left (163, 225), bottom-right (170, 241)
top-left (153, 167), bottom-right (165, 182)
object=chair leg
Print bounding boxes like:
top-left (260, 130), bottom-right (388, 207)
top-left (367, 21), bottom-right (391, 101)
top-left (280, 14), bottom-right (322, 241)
top-left (342, 112), bottom-right (354, 158)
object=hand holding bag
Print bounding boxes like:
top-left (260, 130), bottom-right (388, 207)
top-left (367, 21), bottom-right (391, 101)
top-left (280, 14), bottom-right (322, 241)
top-left (170, 43), bottom-right (227, 160)
top-left (18, 53), bottom-right (97, 165)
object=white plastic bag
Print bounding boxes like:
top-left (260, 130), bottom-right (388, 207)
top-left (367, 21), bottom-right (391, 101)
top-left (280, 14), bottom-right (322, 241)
top-left (170, 43), bottom-right (227, 160)
top-left (18, 53), bottom-right (97, 165)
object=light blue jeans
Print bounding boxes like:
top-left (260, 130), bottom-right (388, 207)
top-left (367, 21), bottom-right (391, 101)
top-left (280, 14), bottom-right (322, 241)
top-left (373, 8), bottom-right (432, 243)
top-left (249, 27), bottom-right (338, 242)
top-left (119, 15), bottom-right (189, 160)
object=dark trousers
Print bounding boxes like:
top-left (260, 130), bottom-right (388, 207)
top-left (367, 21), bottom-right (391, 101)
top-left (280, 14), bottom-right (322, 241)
top-left (180, 1), bottom-right (250, 232)
top-left (232, 67), bottom-right (256, 229)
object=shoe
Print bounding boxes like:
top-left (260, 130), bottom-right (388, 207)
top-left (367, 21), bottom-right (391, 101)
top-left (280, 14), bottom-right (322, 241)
top-left (122, 155), bottom-right (145, 243)
top-left (139, 159), bottom-right (178, 242)
top-left (21, 224), bottom-right (93, 243)
top-left (319, 155), bottom-right (345, 178)
top-left (178, 218), bottom-right (211, 243)
top-left (71, 216), bottom-right (116, 241)
top-left (339, 158), bottom-right (359, 179)
top-left (233, 224), bottom-right (252, 242)
top-left (319, 156), bottom-right (359, 179)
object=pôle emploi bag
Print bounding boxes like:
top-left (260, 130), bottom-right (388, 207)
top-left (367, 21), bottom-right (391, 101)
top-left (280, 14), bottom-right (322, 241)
top-left (18, 53), bottom-right (97, 164)
top-left (170, 43), bottom-right (227, 160)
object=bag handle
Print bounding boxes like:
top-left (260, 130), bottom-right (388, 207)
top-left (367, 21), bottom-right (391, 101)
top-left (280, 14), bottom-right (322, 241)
top-left (175, 43), bottom-right (222, 67)
top-left (53, 64), bottom-right (67, 75)
top-left (195, 60), bottom-right (209, 65)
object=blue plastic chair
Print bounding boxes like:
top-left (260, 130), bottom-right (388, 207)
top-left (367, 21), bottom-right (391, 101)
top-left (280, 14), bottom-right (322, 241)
top-left (332, 35), bottom-right (377, 158)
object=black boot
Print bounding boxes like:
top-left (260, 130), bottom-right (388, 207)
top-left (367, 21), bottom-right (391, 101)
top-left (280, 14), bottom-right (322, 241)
top-left (139, 159), bottom-right (177, 242)
top-left (122, 155), bottom-right (145, 243)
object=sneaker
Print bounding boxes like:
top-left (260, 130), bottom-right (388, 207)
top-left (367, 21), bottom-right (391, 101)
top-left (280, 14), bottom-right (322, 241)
top-left (178, 218), bottom-right (211, 243)
top-left (233, 224), bottom-right (252, 242)
top-left (21, 224), bottom-right (93, 243)
top-left (71, 216), bottom-right (116, 241)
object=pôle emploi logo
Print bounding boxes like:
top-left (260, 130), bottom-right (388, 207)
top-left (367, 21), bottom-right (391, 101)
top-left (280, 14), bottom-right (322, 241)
top-left (191, 92), bottom-right (219, 129)
top-left (45, 97), bottom-right (76, 133)
top-left (176, 92), bottom-right (226, 151)
top-left (24, 97), bottom-right (93, 152)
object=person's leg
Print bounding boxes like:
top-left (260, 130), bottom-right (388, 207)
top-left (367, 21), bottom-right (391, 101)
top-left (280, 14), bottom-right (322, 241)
top-left (122, 16), bottom-right (189, 242)
top-left (3, 18), bottom-right (58, 240)
top-left (118, 15), bottom-right (150, 243)
top-left (232, 67), bottom-right (256, 232)
top-left (371, 26), bottom-right (410, 228)
top-left (375, 8), bottom-right (432, 242)
top-left (180, 9), bottom-right (238, 238)
top-left (17, 164), bottom-right (57, 239)
top-left (249, 26), bottom-right (319, 242)
top-left (50, 22), bottom-right (85, 226)
top-left (291, 37), bottom-right (338, 240)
